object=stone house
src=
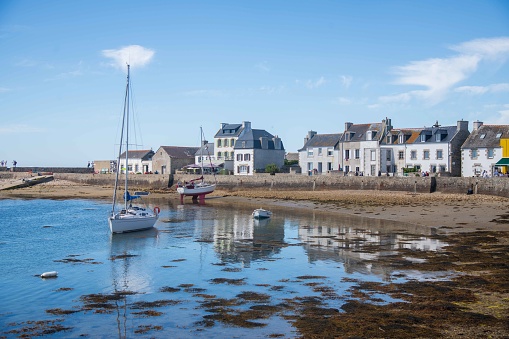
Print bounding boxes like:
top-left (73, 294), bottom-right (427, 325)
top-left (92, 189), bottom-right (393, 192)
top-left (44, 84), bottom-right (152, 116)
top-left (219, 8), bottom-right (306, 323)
top-left (298, 131), bottom-right (343, 175)
top-left (233, 122), bottom-right (285, 175)
top-left (118, 150), bottom-right (154, 174)
top-left (461, 121), bottom-right (509, 176)
top-left (341, 119), bottom-right (392, 176)
top-left (152, 146), bottom-right (199, 175)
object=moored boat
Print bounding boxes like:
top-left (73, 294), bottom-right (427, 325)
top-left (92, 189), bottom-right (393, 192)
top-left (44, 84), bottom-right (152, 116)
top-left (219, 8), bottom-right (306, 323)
top-left (253, 208), bottom-right (272, 219)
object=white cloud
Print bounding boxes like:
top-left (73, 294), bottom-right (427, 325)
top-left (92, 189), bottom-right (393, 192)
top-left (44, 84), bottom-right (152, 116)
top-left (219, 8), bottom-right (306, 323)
top-left (256, 61), bottom-right (270, 72)
top-left (455, 83), bottom-right (509, 95)
top-left (0, 124), bottom-right (45, 134)
top-left (296, 76), bottom-right (326, 89)
top-left (492, 109), bottom-right (509, 124)
top-left (102, 45), bottom-right (155, 70)
top-left (340, 75), bottom-right (352, 88)
top-left (450, 37), bottom-right (509, 61)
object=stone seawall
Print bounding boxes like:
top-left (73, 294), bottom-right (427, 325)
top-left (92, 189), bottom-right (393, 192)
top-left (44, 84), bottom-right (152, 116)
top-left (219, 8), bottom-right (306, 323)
top-left (2, 172), bottom-right (508, 198)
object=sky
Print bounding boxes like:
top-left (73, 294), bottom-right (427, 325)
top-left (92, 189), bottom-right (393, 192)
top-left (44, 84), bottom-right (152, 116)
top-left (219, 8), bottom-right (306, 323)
top-left (1, 0), bottom-right (509, 167)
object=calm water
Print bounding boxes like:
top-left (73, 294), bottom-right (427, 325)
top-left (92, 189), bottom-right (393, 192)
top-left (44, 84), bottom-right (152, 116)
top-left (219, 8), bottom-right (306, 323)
top-left (0, 198), bottom-right (445, 338)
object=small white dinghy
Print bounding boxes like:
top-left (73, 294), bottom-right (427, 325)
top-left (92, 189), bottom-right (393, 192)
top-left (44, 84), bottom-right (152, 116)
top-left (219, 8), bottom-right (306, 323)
top-left (40, 271), bottom-right (58, 278)
top-left (252, 208), bottom-right (272, 219)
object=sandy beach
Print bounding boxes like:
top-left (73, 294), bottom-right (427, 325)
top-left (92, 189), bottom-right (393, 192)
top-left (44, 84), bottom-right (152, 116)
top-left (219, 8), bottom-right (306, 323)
top-left (2, 177), bottom-right (508, 233)
top-left (2, 178), bottom-right (509, 337)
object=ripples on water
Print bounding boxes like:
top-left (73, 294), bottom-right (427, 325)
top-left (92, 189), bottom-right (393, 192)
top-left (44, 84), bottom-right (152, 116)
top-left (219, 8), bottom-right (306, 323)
top-left (0, 198), bottom-right (446, 338)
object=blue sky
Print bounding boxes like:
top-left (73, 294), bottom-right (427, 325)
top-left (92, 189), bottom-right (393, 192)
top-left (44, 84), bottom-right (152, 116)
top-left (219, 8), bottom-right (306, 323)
top-left (1, 0), bottom-right (509, 167)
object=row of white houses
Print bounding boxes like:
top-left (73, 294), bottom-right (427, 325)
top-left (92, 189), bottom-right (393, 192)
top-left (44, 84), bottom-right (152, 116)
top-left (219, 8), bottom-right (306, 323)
top-left (299, 119), bottom-right (509, 177)
top-left (105, 121), bottom-right (286, 176)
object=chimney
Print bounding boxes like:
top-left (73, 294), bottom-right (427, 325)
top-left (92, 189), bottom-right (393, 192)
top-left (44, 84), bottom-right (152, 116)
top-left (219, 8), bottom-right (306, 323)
top-left (273, 136), bottom-right (282, 150)
top-left (304, 130), bottom-right (317, 144)
top-left (457, 120), bottom-right (469, 132)
top-left (345, 122), bottom-right (353, 132)
top-left (242, 121), bottom-right (251, 131)
top-left (473, 121), bottom-right (483, 131)
top-left (260, 137), bottom-right (268, 149)
top-left (220, 122), bottom-right (227, 130)
top-left (202, 140), bottom-right (208, 146)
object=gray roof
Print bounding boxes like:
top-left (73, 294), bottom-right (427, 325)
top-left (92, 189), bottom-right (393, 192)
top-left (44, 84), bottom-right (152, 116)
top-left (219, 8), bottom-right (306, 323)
top-left (234, 129), bottom-right (285, 150)
top-left (215, 123), bottom-right (244, 137)
top-left (160, 146), bottom-right (199, 158)
top-left (119, 150), bottom-right (154, 160)
top-left (410, 125), bottom-right (458, 144)
top-left (341, 123), bottom-right (382, 142)
top-left (299, 133), bottom-right (342, 151)
top-left (195, 143), bottom-right (215, 156)
top-left (462, 125), bottom-right (509, 149)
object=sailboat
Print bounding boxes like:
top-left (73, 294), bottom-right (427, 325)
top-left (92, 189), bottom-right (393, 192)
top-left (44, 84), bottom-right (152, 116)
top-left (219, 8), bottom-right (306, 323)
top-left (177, 127), bottom-right (216, 202)
top-left (108, 64), bottom-right (159, 234)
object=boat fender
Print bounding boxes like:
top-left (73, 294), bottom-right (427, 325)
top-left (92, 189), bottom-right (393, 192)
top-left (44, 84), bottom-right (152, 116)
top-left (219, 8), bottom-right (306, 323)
top-left (40, 271), bottom-right (58, 278)
top-left (154, 206), bottom-right (160, 215)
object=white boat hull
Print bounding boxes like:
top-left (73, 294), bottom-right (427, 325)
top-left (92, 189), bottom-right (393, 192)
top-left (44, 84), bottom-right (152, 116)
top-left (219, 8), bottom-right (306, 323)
top-left (253, 208), bottom-right (272, 219)
top-left (109, 210), bottom-right (158, 234)
top-left (177, 183), bottom-right (216, 197)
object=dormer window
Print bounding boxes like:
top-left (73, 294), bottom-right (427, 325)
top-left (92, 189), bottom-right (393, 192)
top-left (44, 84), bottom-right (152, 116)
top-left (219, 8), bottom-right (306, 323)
top-left (420, 134), bottom-right (426, 142)
top-left (367, 131), bottom-right (372, 141)
top-left (496, 133), bottom-right (502, 138)
top-left (399, 135), bottom-right (404, 144)
top-left (480, 134), bottom-right (486, 139)
top-left (435, 134), bottom-right (441, 142)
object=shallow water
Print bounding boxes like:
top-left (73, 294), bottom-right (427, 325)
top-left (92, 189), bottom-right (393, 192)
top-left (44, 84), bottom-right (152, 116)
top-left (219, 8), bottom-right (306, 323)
top-left (0, 198), bottom-right (446, 338)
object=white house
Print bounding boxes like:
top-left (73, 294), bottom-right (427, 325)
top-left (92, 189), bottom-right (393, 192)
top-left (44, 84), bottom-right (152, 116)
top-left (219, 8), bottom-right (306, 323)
top-left (401, 121), bottom-right (469, 176)
top-left (119, 150), bottom-right (154, 174)
top-left (194, 140), bottom-right (222, 173)
top-left (214, 122), bottom-right (247, 172)
top-left (461, 121), bottom-right (508, 177)
top-left (298, 131), bottom-right (342, 175)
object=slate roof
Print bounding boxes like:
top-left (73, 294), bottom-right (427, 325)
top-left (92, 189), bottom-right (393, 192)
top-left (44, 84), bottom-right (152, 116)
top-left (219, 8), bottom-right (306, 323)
top-left (160, 146), bottom-right (199, 158)
top-left (298, 133), bottom-right (342, 151)
top-left (234, 129), bottom-right (285, 150)
top-left (119, 150), bottom-right (154, 160)
top-left (285, 152), bottom-right (299, 161)
top-left (341, 123), bottom-right (382, 142)
top-left (462, 125), bottom-right (509, 149)
top-left (410, 125), bottom-right (458, 144)
top-left (215, 123), bottom-right (244, 137)
top-left (194, 143), bottom-right (215, 156)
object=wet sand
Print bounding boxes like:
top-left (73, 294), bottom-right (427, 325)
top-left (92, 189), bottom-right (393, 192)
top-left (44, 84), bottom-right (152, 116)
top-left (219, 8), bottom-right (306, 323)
top-left (2, 178), bottom-right (508, 233)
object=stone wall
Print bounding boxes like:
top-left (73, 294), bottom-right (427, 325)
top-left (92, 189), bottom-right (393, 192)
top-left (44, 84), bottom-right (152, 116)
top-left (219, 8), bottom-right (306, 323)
top-left (3, 171), bottom-right (508, 198)
top-left (4, 167), bottom-right (94, 174)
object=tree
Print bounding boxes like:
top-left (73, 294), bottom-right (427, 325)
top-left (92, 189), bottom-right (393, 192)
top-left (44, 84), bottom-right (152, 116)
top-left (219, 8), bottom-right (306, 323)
top-left (265, 163), bottom-right (280, 175)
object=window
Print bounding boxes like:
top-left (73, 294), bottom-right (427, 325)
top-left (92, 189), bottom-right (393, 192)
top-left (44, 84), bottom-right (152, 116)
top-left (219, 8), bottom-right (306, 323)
top-left (496, 133), bottom-right (502, 138)
top-left (480, 134), bottom-right (486, 139)
top-left (371, 150), bottom-right (376, 161)
top-left (223, 139), bottom-right (229, 147)
top-left (345, 133), bottom-right (350, 141)
top-left (411, 150), bottom-right (417, 160)
top-left (370, 164), bottom-right (376, 176)
top-left (355, 149), bottom-right (360, 159)
top-left (307, 149), bottom-right (313, 157)
top-left (439, 165), bottom-right (446, 172)
top-left (488, 148), bottom-right (494, 159)
top-left (355, 166), bottom-right (360, 173)
top-left (239, 165), bottom-right (249, 174)
top-left (398, 151), bottom-right (404, 160)
top-left (423, 150), bottom-right (430, 160)
top-left (236, 154), bottom-right (243, 161)
top-left (344, 165), bottom-right (350, 173)
top-left (244, 154), bottom-right (251, 161)
top-left (307, 162), bottom-right (313, 173)
top-left (318, 148), bottom-right (322, 155)
top-left (386, 135), bottom-right (392, 143)
top-left (386, 150), bottom-right (391, 161)
top-left (345, 150), bottom-right (350, 160)
top-left (367, 131), bottom-right (372, 141)
top-left (420, 134), bottom-right (426, 142)
top-left (435, 134), bottom-right (441, 142)
top-left (471, 149), bottom-right (478, 159)
top-left (431, 165), bottom-right (437, 173)
top-left (327, 148), bottom-right (333, 156)
top-left (231, 138), bottom-right (235, 147)
top-left (436, 150), bottom-right (443, 159)
top-left (217, 151), bottom-right (222, 158)
top-left (399, 135), bottom-right (404, 144)
top-left (217, 139), bottom-right (222, 147)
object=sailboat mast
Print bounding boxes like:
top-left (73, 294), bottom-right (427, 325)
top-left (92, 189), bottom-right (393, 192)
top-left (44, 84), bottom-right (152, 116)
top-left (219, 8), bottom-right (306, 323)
top-left (111, 65), bottom-right (130, 214)
top-left (200, 126), bottom-right (204, 183)
top-left (124, 64), bottom-right (130, 210)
